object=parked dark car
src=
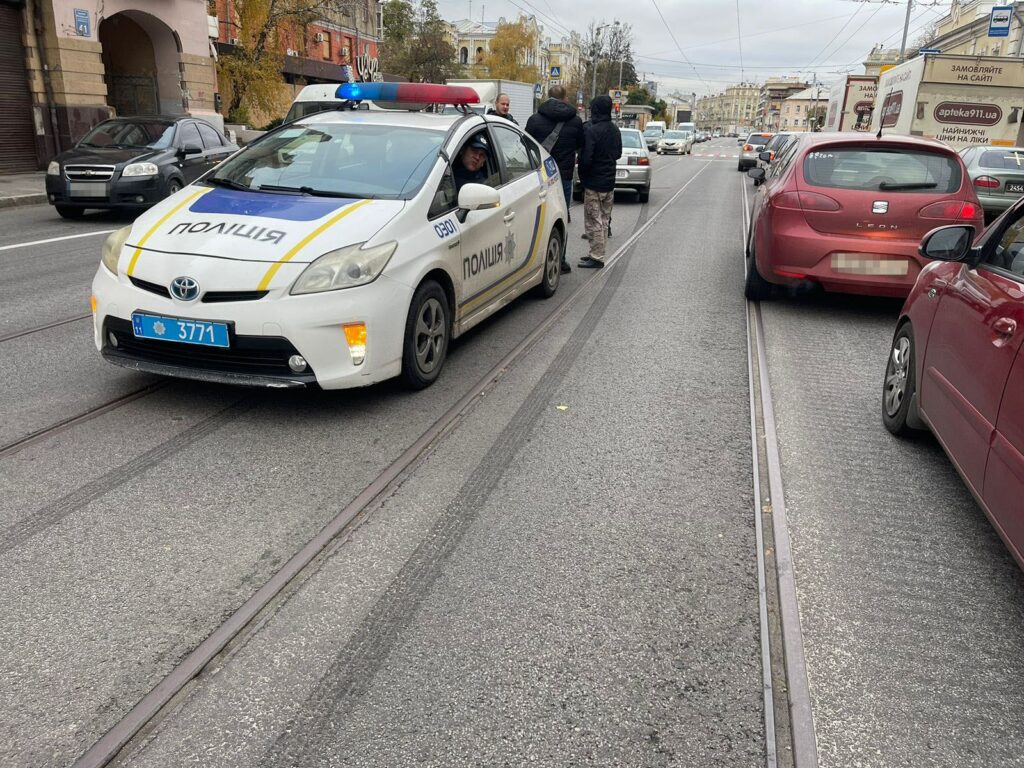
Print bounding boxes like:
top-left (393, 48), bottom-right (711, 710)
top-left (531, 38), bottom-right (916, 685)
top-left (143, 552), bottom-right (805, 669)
top-left (45, 116), bottom-right (238, 219)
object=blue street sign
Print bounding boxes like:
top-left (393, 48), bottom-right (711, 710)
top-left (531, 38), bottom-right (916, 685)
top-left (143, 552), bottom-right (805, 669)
top-left (919, 48), bottom-right (942, 54)
top-left (990, 5), bottom-right (1012, 37)
top-left (550, 65), bottom-right (561, 79)
top-left (73, 8), bottom-right (90, 37)
top-left (534, 83), bottom-right (542, 97)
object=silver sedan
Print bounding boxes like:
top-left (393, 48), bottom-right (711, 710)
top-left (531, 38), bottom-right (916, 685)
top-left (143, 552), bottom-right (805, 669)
top-left (960, 145), bottom-right (1024, 219)
top-left (573, 128), bottom-right (652, 203)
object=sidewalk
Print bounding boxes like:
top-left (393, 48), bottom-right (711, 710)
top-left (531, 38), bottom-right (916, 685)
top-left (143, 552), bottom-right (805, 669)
top-left (0, 172), bottom-right (47, 209)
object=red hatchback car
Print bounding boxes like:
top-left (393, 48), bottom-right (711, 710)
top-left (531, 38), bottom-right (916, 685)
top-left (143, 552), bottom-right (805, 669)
top-left (745, 133), bottom-right (984, 300)
top-left (883, 206), bottom-right (1024, 568)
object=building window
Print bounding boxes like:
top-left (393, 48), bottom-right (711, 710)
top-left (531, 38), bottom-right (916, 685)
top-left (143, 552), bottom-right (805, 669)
top-left (475, 46), bottom-right (484, 64)
top-left (460, 47), bottom-right (468, 64)
top-left (320, 31), bottom-right (331, 60)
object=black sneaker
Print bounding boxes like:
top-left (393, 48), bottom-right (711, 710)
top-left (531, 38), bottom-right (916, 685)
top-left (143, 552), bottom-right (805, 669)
top-left (578, 257), bottom-right (604, 269)
top-left (560, 262), bottom-right (572, 274)
top-left (581, 232), bottom-right (589, 240)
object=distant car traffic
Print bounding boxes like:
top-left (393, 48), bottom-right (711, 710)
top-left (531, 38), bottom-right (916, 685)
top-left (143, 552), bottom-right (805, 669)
top-left (744, 133), bottom-right (984, 299)
top-left (657, 130), bottom-right (693, 155)
top-left (959, 145), bottom-right (1024, 219)
top-left (643, 126), bottom-right (664, 151)
top-left (882, 202), bottom-right (1024, 569)
top-left (738, 132), bottom-right (774, 171)
top-left (90, 83), bottom-right (567, 390)
top-left (46, 117), bottom-right (238, 219)
top-left (574, 128), bottom-right (651, 202)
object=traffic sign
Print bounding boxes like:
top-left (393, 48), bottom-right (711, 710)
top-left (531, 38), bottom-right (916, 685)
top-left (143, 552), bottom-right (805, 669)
top-left (550, 79), bottom-right (561, 86)
top-left (534, 83), bottom-right (542, 98)
top-left (550, 66), bottom-right (561, 79)
top-left (919, 48), bottom-right (942, 54)
top-left (990, 5), bottom-right (1012, 37)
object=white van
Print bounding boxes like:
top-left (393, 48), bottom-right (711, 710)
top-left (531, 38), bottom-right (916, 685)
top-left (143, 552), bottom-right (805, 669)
top-left (646, 120), bottom-right (667, 132)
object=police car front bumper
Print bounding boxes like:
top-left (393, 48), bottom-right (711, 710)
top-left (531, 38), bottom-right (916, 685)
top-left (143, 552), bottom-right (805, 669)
top-left (92, 262), bottom-right (411, 390)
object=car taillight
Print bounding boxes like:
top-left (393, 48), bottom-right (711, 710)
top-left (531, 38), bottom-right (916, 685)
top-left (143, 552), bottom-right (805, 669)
top-left (974, 175), bottom-right (1000, 189)
top-left (919, 200), bottom-right (979, 220)
top-left (744, 144), bottom-right (753, 151)
top-left (638, 156), bottom-right (650, 166)
top-left (773, 191), bottom-right (841, 211)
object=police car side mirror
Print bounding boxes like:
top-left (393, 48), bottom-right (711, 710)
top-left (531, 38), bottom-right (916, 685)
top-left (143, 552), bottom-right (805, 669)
top-left (458, 184), bottom-right (500, 214)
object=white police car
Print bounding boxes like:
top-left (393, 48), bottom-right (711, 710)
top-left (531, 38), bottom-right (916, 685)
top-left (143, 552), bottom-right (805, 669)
top-left (91, 83), bottom-right (567, 389)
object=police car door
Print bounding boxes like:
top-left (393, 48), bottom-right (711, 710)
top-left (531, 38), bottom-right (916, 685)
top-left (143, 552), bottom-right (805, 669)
top-left (490, 124), bottom-right (545, 291)
top-left (451, 131), bottom-right (513, 323)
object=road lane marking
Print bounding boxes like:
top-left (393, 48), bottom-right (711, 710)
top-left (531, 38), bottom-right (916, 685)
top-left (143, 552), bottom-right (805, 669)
top-left (0, 230), bottom-right (115, 252)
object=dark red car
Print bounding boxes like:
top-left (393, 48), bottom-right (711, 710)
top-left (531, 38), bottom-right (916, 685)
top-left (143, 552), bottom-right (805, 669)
top-left (745, 133), bottom-right (984, 299)
top-left (883, 205), bottom-right (1024, 568)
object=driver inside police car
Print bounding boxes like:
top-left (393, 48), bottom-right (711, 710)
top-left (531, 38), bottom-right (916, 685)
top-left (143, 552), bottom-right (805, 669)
top-left (453, 134), bottom-right (490, 191)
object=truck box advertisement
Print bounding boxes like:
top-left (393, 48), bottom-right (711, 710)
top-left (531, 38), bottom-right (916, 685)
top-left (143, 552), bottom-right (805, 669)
top-left (824, 76), bottom-right (877, 132)
top-left (869, 55), bottom-right (1024, 149)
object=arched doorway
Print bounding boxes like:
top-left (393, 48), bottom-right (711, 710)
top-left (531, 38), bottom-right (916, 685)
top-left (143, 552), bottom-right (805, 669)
top-left (99, 11), bottom-right (183, 117)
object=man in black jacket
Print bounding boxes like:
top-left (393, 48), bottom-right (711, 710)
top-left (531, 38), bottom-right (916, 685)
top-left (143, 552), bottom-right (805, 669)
top-left (525, 85), bottom-right (584, 273)
top-left (578, 95), bottom-right (621, 269)
top-left (486, 94), bottom-right (518, 123)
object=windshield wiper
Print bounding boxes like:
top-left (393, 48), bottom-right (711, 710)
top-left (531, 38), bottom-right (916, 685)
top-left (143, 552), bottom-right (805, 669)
top-left (206, 176), bottom-right (253, 192)
top-left (258, 184), bottom-right (376, 199)
top-left (879, 181), bottom-right (938, 191)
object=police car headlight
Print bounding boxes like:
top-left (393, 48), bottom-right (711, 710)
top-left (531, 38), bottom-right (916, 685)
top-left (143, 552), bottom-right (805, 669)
top-left (122, 162), bottom-right (159, 177)
top-left (290, 241), bottom-right (397, 295)
top-left (47, 161), bottom-right (60, 176)
top-left (101, 226), bottom-right (132, 275)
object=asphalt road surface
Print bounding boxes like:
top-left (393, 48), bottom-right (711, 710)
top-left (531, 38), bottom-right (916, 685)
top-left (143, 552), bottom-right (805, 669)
top-left (1, 141), bottom-right (1022, 767)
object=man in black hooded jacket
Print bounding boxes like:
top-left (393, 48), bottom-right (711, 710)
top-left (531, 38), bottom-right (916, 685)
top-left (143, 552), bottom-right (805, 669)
top-left (577, 95), bottom-right (621, 268)
top-left (526, 85), bottom-right (584, 273)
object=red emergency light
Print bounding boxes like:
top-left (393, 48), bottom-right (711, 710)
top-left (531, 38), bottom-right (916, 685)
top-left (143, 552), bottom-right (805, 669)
top-left (335, 82), bottom-right (480, 105)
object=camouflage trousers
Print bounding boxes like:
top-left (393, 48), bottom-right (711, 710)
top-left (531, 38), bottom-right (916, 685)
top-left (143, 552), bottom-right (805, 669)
top-left (584, 189), bottom-right (614, 262)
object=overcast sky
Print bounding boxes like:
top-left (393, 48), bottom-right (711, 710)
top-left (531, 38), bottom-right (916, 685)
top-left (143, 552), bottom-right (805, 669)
top-left (434, 0), bottom-right (949, 97)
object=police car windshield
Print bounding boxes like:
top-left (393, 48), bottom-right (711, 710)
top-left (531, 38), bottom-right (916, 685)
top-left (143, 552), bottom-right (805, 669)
top-left (209, 123), bottom-right (446, 200)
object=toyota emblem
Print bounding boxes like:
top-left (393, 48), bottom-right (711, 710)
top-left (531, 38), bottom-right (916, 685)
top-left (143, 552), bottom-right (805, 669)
top-left (170, 276), bottom-right (200, 301)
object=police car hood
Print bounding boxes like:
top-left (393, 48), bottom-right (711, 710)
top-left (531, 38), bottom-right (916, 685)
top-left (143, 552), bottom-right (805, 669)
top-left (129, 187), bottom-right (404, 263)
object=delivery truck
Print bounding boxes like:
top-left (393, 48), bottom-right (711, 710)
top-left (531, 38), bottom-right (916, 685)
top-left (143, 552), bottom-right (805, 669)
top-left (444, 79), bottom-right (535, 124)
top-left (869, 54), bottom-right (1024, 149)
top-left (824, 75), bottom-right (877, 132)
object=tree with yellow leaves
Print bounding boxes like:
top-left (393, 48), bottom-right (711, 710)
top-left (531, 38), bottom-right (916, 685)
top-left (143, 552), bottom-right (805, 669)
top-left (218, 0), bottom-right (359, 124)
top-left (484, 19), bottom-right (540, 83)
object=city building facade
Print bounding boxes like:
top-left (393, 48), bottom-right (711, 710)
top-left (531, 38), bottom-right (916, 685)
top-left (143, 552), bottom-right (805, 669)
top-left (779, 85), bottom-right (828, 132)
top-left (758, 76), bottom-right (809, 131)
top-left (696, 82), bottom-right (760, 132)
top-left (0, 0), bottom-right (381, 172)
top-left (922, 0), bottom-right (1024, 57)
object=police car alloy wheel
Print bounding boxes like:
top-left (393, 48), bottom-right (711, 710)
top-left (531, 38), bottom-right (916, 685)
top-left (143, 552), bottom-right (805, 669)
top-left (403, 280), bottom-right (450, 389)
top-left (534, 230), bottom-right (562, 299)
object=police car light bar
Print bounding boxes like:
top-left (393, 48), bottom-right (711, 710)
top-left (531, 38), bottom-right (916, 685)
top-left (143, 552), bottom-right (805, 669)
top-left (336, 82), bottom-right (480, 105)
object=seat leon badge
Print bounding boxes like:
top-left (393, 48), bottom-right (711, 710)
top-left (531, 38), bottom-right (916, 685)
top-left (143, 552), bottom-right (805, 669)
top-left (170, 276), bottom-right (200, 301)
top-left (872, 201), bottom-right (889, 214)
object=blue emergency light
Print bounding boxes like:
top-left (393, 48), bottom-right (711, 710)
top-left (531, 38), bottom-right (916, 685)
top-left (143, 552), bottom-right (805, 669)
top-left (336, 82), bottom-right (480, 105)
